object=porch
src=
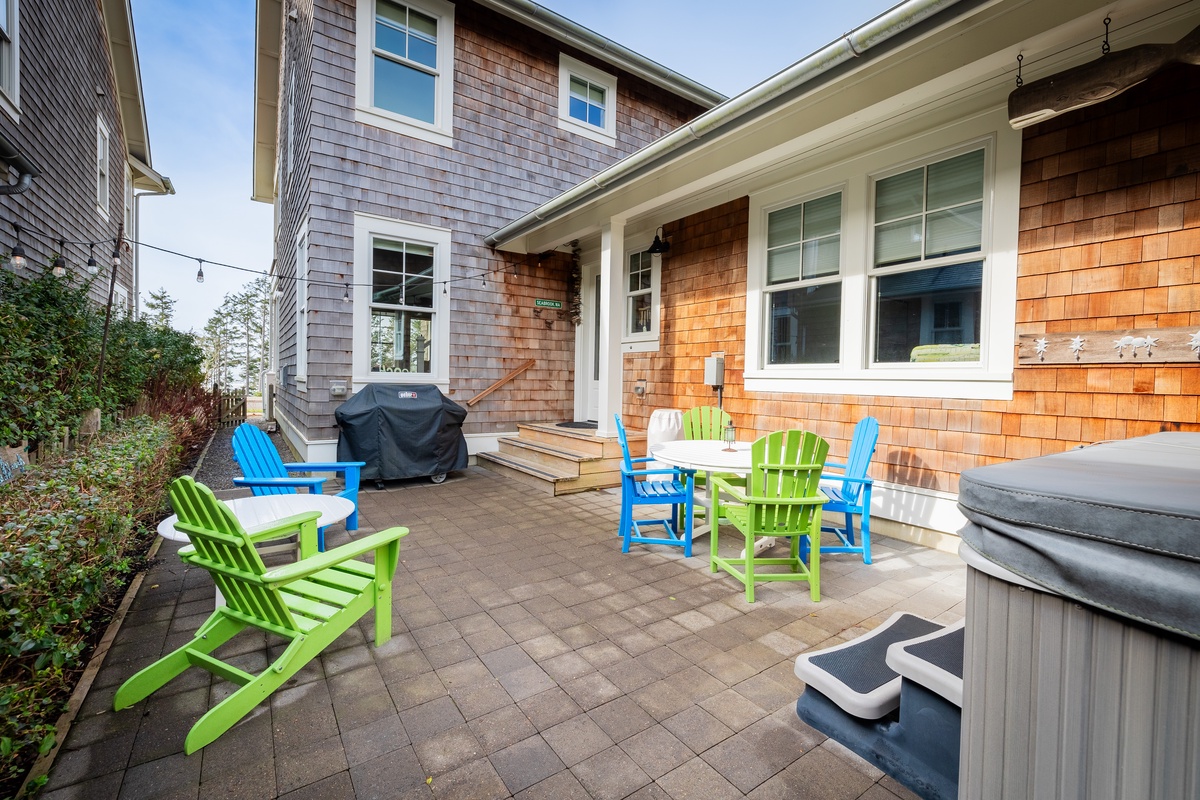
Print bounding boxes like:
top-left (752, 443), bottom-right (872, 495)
top-left (39, 443), bottom-right (964, 799)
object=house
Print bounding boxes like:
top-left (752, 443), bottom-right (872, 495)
top-left (485, 0), bottom-right (1200, 547)
top-left (252, 0), bottom-right (724, 468)
top-left (0, 0), bottom-right (171, 312)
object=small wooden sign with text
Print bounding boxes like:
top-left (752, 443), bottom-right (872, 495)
top-left (1018, 326), bottom-right (1200, 364)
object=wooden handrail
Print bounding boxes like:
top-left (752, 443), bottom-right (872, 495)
top-left (467, 359), bottom-right (535, 407)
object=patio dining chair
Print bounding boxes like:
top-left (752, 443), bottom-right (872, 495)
top-left (114, 476), bottom-right (407, 754)
top-left (681, 406), bottom-right (737, 518)
top-left (232, 422), bottom-right (366, 549)
top-left (615, 414), bottom-right (696, 557)
top-left (711, 430), bottom-right (829, 603)
top-left (820, 416), bottom-right (879, 564)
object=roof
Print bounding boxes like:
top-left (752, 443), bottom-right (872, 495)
top-left (100, 0), bottom-right (170, 193)
top-left (486, 0), bottom-right (1197, 253)
top-left (251, 0), bottom-right (726, 203)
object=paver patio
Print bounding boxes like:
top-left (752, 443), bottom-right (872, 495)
top-left (40, 462), bottom-right (965, 799)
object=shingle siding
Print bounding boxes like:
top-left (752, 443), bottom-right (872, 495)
top-left (0, 0), bottom-right (131, 302)
top-left (272, 0), bottom-right (707, 441)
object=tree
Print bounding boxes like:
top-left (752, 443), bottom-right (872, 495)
top-left (143, 286), bottom-right (177, 328)
top-left (200, 277), bottom-right (270, 391)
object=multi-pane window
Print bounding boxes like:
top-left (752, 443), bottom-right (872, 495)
top-left (96, 118), bottom-right (110, 216)
top-left (872, 149), bottom-right (984, 363)
top-left (370, 239), bottom-right (434, 373)
top-left (569, 76), bottom-right (606, 130)
top-left (627, 251), bottom-right (652, 335)
top-left (764, 192), bottom-right (841, 364)
top-left (295, 229), bottom-right (308, 382)
top-left (373, 0), bottom-right (438, 124)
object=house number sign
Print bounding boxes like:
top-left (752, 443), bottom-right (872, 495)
top-left (534, 299), bottom-right (562, 309)
top-left (1018, 326), bottom-right (1200, 364)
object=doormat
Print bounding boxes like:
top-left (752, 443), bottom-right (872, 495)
top-left (556, 421), bottom-right (598, 429)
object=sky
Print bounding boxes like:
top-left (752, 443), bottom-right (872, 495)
top-left (131, 0), bottom-right (900, 334)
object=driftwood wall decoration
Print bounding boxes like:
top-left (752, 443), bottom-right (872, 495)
top-left (1009, 24), bottom-right (1200, 129)
top-left (1018, 326), bottom-right (1200, 364)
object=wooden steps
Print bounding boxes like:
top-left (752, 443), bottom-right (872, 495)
top-left (476, 422), bottom-right (641, 495)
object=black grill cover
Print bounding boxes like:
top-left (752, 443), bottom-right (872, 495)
top-left (335, 384), bottom-right (468, 481)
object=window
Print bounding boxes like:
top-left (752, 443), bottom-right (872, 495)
top-left (96, 118), bottom-right (110, 217)
top-left (353, 214), bottom-right (450, 385)
top-left (764, 192), bottom-right (842, 365)
top-left (622, 245), bottom-right (660, 352)
top-left (872, 149), bottom-right (984, 364)
top-left (745, 119), bottom-right (1019, 401)
top-left (355, 0), bottom-right (454, 147)
top-left (558, 54), bottom-right (616, 146)
top-left (295, 224), bottom-right (308, 387)
top-left (0, 0), bottom-right (18, 115)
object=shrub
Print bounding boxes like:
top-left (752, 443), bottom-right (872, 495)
top-left (0, 416), bottom-right (199, 798)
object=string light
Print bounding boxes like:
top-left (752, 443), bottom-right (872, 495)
top-left (51, 240), bottom-right (66, 277)
top-left (87, 243), bottom-right (98, 275)
top-left (111, 238), bottom-right (121, 268)
top-left (342, 283), bottom-right (350, 303)
top-left (10, 223), bottom-right (25, 268)
top-left (195, 258), bottom-right (205, 284)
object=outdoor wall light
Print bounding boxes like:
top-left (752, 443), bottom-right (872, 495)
top-left (634, 378), bottom-right (647, 396)
top-left (647, 226), bottom-right (670, 254)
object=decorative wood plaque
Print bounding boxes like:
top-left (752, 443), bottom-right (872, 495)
top-left (1018, 326), bottom-right (1200, 365)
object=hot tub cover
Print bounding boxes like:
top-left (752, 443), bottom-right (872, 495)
top-left (958, 432), bottom-right (1200, 641)
top-left (335, 384), bottom-right (468, 481)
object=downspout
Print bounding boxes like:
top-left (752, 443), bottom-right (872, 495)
top-left (485, 0), bottom-right (968, 248)
top-left (0, 133), bottom-right (41, 195)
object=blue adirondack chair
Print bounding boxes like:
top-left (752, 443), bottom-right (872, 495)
top-left (231, 423), bottom-right (365, 550)
top-left (819, 416), bottom-right (880, 564)
top-left (615, 414), bottom-right (695, 557)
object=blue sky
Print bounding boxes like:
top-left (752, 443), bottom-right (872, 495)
top-left (132, 0), bottom-right (898, 333)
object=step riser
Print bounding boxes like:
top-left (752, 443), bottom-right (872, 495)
top-left (497, 441), bottom-right (624, 477)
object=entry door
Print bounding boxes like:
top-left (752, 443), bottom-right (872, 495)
top-left (586, 273), bottom-right (600, 421)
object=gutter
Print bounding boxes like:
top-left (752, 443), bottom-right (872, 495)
top-left (485, 0), bottom-right (970, 249)
top-left (0, 132), bottom-right (41, 195)
top-left (473, 0), bottom-right (725, 108)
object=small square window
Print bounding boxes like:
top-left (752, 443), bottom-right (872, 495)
top-left (558, 54), bottom-right (616, 146)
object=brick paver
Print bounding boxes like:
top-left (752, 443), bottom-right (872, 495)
top-left (40, 466), bottom-right (964, 799)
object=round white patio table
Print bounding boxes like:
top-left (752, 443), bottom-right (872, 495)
top-left (156, 494), bottom-right (355, 543)
top-left (650, 439), bottom-right (777, 555)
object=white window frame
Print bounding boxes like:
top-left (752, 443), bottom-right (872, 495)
top-left (96, 117), bottom-right (110, 218)
top-left (352, 213), bottom-right (450, 388)
top-left (354, 0), bottom-right (455, 148)
top-left (745, 114), bottom-right (1020, 401)
top-left (557, 54), bottom-right (617, 147)
top-left (295, 221), bottom-right (309, 390)
top-left (0, 0), bottom-right (19, 119)
top-left (621, 246), bottom-right (660, 353)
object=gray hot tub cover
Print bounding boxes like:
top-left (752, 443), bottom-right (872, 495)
top-left (958, 432), bottom-right (1200, 641)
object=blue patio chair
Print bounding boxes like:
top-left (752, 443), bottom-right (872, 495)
top-left (231, 423), bottom-right (366, 550)
top-left (820, 416), bottom-right (879, 564)
top-left (615, 414), bottom-right (695, 557)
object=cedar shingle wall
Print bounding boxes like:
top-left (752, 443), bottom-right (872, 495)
top-left (276, 0), bottom-right (707, 437)
top-left (627, 65), bottom-right (1200, 496)
top-left (0, 0), bottom-right (131, 304)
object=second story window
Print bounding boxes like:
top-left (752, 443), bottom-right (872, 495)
top-left (355, 0), bottom-right (454, 146)
top-left (0, 0), bottom-right (18, 116)
top-left (96, 117), bottom-right (110, 217)
top-left (558, 54), bottom-right (617, 146)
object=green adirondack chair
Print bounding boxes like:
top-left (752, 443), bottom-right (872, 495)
top-left (114, 476), bottom-right (407, 754)
top-left (681, 406), bottom-right (736, 519)
top-left (710, 430), bottom-right (829, 603)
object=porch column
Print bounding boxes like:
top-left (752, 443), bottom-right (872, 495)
top-left (595, 220), bottom-right (624, 439)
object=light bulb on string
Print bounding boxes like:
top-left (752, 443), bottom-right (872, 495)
top-left (86, 243), bottom-right (99, 275)
top-left (52, 240), bottom-right (66, 277)
top-left (342, 283), bottom-right (350, 303)
top-left (10, 224), bottom-right (25, 269)
top-left (111, 237), bottom-right (121, 268)
top-left (196, 259), bottom-right (205, 284)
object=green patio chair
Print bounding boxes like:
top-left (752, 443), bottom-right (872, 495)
top-left (710, 430), bottom-right (829, 603)
top-left (681, 405), bottom-right (736, 518)
top-left (114, 476), bottom-right (407, 754)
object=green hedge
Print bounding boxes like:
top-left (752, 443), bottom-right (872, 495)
top-left (0, 417), bottom-right (194, 798)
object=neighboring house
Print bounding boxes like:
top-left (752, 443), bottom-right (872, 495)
top-left (253, 0), bottom-right (723, 461)
top-left (487, 0), bottom-right (1200, 546)
top-left (0, 0), bottom-right (170, 310)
